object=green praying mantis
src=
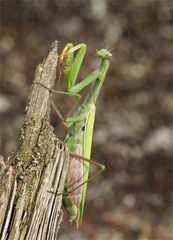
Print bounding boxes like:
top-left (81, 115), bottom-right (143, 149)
top-left (55, 43), bottom-right (112, 227)
top-left (40, 43), bottom-right (112, 227)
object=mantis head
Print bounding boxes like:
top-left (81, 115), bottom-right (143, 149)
top-left (96, 48), bottom-right (112, 59)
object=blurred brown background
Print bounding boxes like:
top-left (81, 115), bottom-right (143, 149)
top-left (1, 0), bottom-right (173, 239)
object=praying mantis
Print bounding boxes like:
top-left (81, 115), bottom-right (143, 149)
top-left (37, 43), bottom-right (112, 227)
top-left (53, 43), bottom-right (112, 227)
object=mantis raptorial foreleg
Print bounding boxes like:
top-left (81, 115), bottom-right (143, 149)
top-left (40, 43), bottom-right (101, 98)
top-left (40, 43), bottom-right (87, 99)
top-left (60, 43), bottom-right (87, 97)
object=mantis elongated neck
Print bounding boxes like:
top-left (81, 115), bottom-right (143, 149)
top-left (84, 58), bottom-right (110, 105)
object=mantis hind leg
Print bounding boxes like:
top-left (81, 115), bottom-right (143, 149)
top-left (67, 153), bottom-right (105, 194)
top-left (48, 153), bottom-right (105, 196)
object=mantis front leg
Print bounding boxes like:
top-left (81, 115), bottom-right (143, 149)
top-left (61, 43), bottom-right (87, 98)
top-left (60, 43), bottom-right (105, 98)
